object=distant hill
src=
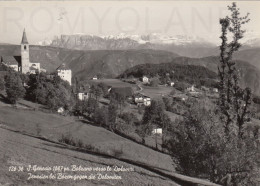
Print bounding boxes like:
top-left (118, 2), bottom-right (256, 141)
top-left (169, 56), bottom-right (260, 95)
top-left (0, 45), bottom-right (179, 76)
top-left (233, 48), bottom-right (260, 70)
top-left (60, 49), bottom-right (180, 79)
top-left (118, 56), bottom-right (260, 96)
top-left (0, 44), bottom-right (20, 56)
top-left (1, 44), bottom-right (260, 95)
top-left (119, 63), bottom-right (218, 87)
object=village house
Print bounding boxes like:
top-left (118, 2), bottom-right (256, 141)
top-left (172, 94), bottom-right (188, 101)
top-left (187, 85), bottom-right (195, 92)
top-left (134, 93), bottom-right (144, 103)
top-left (40, 68), bottom-right (47, 73)
top-left (201, 86), bottom-right (210, 92)
top-left (152, 128), bottom-right (162, 135)
top-left (187, 85), bottom-right (201, 97)
top-left (46, 74), bottom-right (55, 80)
top-left (142, 76), bottom-right (149, 84)
top-left (143, 96), bottom-right (151, 106)
top-left (0, 56), bottom-right (20, 71)
top-left (57, 107), bottom-right (64, 113)
top-left (29, 66), bottom-right (38, 74)
top-left (78, 92), bottom-right (90, 101)
top-left (213, 88), bottom-right (218, 93)
top-left (168, 81), bottom-right (175, 87)
top-left (56, 63), bottom-right (72, 85)
top-left (134, 93), bottom-right (151, 106)
top-left (92, 75), bottom-right (98, 80)
top-left (78, 93), bottom-right (85, 101)
top-left (77, 86), bottom-right (91, 101)
top-left (30, 63), bottom-right (40, 71)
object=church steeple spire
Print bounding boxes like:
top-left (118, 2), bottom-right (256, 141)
top-left (21, 28), bottom-right (29, 44)
top-left (21, 28), bottom-right (30, 73)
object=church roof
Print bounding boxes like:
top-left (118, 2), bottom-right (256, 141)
top-left (21, 29), bottom-right (29, 44)
top-left (56, 63), bottom-right (70, 70)
top-left (1, 56), bottom-right (21, 65)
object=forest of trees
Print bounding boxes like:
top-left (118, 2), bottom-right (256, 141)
top-left (26, 73), bottom-right (75, 111)
top-left (119, 63), bottom-right (218, 87)
top-left (1, 69), bottom-right (75, 110)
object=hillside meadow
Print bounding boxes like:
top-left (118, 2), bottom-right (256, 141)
top-left (0, 127), bottom-right (179, 186)
top-left (0, 104), bottom-right (175, 173)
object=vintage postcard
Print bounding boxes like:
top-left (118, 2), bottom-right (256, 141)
top-left (0, 1), bottom-right (259, 185)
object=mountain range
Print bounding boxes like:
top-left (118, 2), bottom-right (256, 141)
top-left (49, 34), bottom-right (260, 58)
top-left (50, 34), bottom-right (216, 58)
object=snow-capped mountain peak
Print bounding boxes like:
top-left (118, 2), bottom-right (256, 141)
top-left (99, 33), bottom-right (211, 45)
top-left (36, 38), bottom-right (52, 46)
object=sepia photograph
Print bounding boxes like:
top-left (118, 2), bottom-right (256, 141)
top-left (0, 0), bottom-right (259, 185)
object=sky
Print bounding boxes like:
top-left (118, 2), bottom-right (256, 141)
top-left (0, 1), bottom-right (259, 45)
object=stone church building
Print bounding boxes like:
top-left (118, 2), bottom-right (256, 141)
top-left (0, 29), bottom-right (41, 74)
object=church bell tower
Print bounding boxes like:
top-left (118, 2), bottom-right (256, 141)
top-left (21, 29), bottom-right (30, 73)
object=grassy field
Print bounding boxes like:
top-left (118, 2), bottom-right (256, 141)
top-left (0, 104), bottom-right (175, 173)
top-left (89, 79), bottom-right (138, 89)
top-left (0, 128), bottom-right (178, 186)
top-left (0, 96), bottom-right (223, 185)
top-left (141, 85), bottom-right (173, 99)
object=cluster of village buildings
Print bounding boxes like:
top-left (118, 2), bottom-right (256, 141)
top-left (0, 29), bottom-right (72, 85)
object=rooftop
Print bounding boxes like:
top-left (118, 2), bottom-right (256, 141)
top-left (29, 66), bottom-right (38, 70)
top-left (56, 63), bottom-right (70, 70)
top-left (1, 56), bottom-right (21, 65)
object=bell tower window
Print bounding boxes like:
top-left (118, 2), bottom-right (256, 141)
top-left (24, 45), bottom-right (27, 50)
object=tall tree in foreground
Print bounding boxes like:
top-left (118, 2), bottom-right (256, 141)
top-left (218, 2), bottom-right (251, 137)
top-left (167, 3), bottom-right (259, 185)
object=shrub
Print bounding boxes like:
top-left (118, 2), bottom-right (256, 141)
top-left (162, 97), bottom-right (173, 112)
top-left (149, 77), bottom-right (160, 87)
top-left (76, 139), bottom-right (84, 148)
top-left (84, 144), bottom-right (95, 151)
top-left (0, 78), bottom-right (5, 91)
top-left (4, 72), bottom-right (26, 104)
top-left (26, 73), bottom-right (75, 111)
top-left (58, 133), bottom-right (76, 146)
top-left (59, 134), bottom-right (98, 152)
top-left (111, 147), bottom-right (123, 158)
top-left (119, 112), bottom-right (139, 126)
top-left (174, 81), bottom-right (189, 91)
top-left (93, 106), bottom-right (109, 127)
